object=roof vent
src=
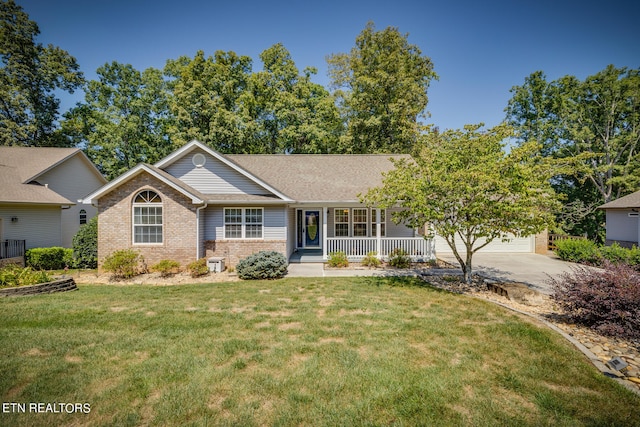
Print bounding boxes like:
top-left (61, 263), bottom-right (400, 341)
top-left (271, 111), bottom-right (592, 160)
top-left (192, 153), bottom-right (206, 168)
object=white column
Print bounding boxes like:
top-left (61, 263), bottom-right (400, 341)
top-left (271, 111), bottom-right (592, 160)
top-left (323, 207), bottom-right (328, 260)
top-left (376, 209), bottom-right (382, 258)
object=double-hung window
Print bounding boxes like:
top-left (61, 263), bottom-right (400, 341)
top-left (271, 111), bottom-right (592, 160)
top-left (353, 208), bottom-right (368, 237)
top-left (334, 209), bottom-right (350, 237)
top-left (133, 190), bottom-right (163, 244)
top-left (224, 208), bottom-right (263, 239)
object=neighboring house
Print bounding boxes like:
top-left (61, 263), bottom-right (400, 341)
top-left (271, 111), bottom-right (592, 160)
top-left (82, 140), bottom-right (543, 270)
top-left (599, 190), bottom-right (640, 248)
top-left (0, 147), bottom-right (107, 255)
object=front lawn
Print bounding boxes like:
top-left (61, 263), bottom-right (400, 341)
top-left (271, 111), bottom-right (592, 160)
top-left (1, 277), bottom-right (638, 426)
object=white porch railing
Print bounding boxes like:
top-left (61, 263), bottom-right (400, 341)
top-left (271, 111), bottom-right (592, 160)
top-left (326, 237), bottom-right (435, 260)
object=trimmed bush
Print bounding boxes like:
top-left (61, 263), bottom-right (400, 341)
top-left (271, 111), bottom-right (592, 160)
top-left (361, 251), bottom-right (381, 268)
top-left (388, 248), bottom-right (411, 268)
top-left (599, 242), bottom-right (631, 265)
top-left (550, 262), bottom-right (640, 340)
top-left (152, 259), bottom-right (181, 277)
top-left (237, 251), bottom-right (287, 280)
top-left (554, 238), bottom-right (600, 264)
top-left (102, 249), bottom-right (144, 279)
top-left (187, 258), bottom-right (210, 278)
top-left (26, 247), bottom-right (73, 270)
top-left (0, 264), bottom-right (51, 288)
top-left (72, 216), bottom-right (98, 268)
top-left (327, 251), bottom-right (349, 268)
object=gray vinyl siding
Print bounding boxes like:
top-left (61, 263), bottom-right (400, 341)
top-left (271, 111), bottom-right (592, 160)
top-left (37, 153), bottom-right (104, 247)
top-left (203, 206), bottom-right (287, 241)
top-left (164, 148), bottom-right (269, 195)
top-left (386, 208), bottom-right (415, 237)
top-left (606, 210), bottom-right (638, 243)
top-left (0, 204), bottom-right (62, 249)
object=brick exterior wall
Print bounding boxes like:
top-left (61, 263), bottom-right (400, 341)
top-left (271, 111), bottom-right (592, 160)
top-left (205, 240), bottom-right (287, 268)
top-left (96, 171), bottom-right (199, 270)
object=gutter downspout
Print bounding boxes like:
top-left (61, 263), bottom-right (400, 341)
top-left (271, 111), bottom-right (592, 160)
top-left (196, 203), bottom-right (208, 260)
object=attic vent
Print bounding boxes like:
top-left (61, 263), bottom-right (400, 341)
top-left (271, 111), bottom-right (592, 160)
top-left (192, 153), bottom-right (206, 168)
top-left (629, 212), bottom-right (639, 218)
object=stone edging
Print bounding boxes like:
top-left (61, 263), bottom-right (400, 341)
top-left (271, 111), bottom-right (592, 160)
top-left (0, 278), bottom-right (77, 297)
top-left (486, 298), bottom-right (640, 396)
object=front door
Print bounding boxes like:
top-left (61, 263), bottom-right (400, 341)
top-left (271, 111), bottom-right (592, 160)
top-left (304, 210), bottom-right (320, 248)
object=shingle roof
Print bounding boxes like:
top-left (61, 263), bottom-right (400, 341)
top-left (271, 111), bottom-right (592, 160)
top-left (0, 146), bottom-right (81, 205)
top-left (599, 190), bottom-right (640, 209)
top-left (226, 154), bottom-right (409, 202)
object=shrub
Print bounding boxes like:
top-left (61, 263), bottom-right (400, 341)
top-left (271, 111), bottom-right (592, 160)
top-left (152, 259), bottom-right (181, 277)
top-left (554, 238), bottom-right (600, 264)
top-left (361, 251), bottom-right (381, 268)
top-left (599, 242), bottom-right (631, 265)
top-left (237, 251), bottom-right (288, 280)
top-left (72, 216), bottom-right (98, 268)
top-left (0, 264), bottom-right (51, 288)
top-left (327, 251), bottom-right (349, 268)
top-left (388, 248), bottom-right (411, 268)
top-left (26, 247), bottom-right (72, 270)
top-left (550, 262), bottom-right (640, 340)
top-left (102, 249), bottom-right (144, 279)
top-left (187, 258), bottom-right (210, 278)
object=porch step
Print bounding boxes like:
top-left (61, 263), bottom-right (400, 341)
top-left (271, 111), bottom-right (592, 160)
top-left (289, 250), bottom-right (324, 263)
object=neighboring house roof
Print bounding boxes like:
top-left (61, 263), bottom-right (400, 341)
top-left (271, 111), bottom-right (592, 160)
top-left (227, 154), bottom-right (409, 202)
top-left (599, 190), bottom-right (640, 209)
top-left (0, 146), bottom-right (105, 205)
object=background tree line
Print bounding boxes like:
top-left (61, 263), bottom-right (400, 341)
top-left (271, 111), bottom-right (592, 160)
top-left (2, 0), bottom-right (639, 241)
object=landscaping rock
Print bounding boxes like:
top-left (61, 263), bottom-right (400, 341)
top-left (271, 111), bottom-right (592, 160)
top-left (485, 280), bottom-right (545, 306)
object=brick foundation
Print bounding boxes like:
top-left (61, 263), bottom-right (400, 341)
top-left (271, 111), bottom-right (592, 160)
top-left (205, 240), bottom-right (287, 268)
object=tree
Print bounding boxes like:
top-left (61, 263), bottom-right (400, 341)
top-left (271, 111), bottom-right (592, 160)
top-left (506, 65), bottom-right (640, 239)
top-left (327, 22), bottom-right (437, 154)
top-left (362, 124), bottom-right (559, 283)
top-left (0, 0), bottom-right (83, 146)
top-left (164, 50), bottom-right (254, 152)
top-left (61, 62), bottom-right (173, 180)
top-left (248, 43), bottom-right (342, 153)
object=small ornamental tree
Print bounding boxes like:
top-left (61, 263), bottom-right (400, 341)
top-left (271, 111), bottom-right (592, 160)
top-left (363, 123), bottom-right (560, 283)
top-left (72, 216), bottom-right (98, 268)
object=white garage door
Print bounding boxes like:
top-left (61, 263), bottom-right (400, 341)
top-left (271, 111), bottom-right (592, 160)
top-left (434, 233), bottom-right (535, 254)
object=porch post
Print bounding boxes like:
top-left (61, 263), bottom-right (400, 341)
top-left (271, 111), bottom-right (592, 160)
top-left (376, 209), bottom-right (382, 258)
top-left (323, 207), bottom-right (328, 260)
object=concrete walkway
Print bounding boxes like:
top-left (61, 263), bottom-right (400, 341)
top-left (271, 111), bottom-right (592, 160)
top-left (287, 253), bottom-right (581, 295)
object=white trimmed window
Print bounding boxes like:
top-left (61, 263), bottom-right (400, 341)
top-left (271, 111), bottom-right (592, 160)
top-left (224, 208), bottom-right (263, 239)
top-left (334, 208), bottom-right (350, 237)
top-left (353, 208), bottom-right (368, 237)
top-left (133, 190), bottom-right (163, 244)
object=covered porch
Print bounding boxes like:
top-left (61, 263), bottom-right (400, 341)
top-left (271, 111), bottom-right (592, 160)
top-left (292, 206), bottom-right (435, 262)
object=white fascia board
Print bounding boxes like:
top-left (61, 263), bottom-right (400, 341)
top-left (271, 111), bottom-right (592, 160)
top-left (154, 140), bottom-right (293, 202)
top-left (82, 164), bottom-right (204, 205)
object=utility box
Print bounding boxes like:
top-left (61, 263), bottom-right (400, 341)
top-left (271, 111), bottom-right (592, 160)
top-left (207, 257), bottom-right (225, 273)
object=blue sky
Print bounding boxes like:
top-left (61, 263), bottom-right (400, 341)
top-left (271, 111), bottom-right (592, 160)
top-left (21, 0), bottom-right (640, 132)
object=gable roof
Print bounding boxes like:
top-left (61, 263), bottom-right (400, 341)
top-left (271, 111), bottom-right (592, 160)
top-left (599, 190), bottom-right (640, 209)
top-left (0, 146), bottom-right (105, 205)
top-left (155, 141), bottom-right (292, 201)
top-left (84, 140), bottom-right (409, 205)
top-left (82, 163), bottom-right (208, 205)
top-left (226, 154), bottom-right (408, 202)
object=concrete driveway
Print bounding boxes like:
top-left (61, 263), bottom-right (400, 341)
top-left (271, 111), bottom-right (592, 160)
top-left (436, 252), bottom-right (582, 295)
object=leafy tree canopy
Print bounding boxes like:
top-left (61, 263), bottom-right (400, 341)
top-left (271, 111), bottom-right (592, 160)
top-left (0, 0), bottom-right (83, 146)
top-left (328, 21), bottom-right (437, 154)
top-left (362, 123), bottom-right (560, 283)
top-left (506, 65), bottom-right (640, 239)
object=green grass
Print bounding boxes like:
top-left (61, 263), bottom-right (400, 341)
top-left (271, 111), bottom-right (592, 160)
top-left (1, 277), bottom-right (639, 426)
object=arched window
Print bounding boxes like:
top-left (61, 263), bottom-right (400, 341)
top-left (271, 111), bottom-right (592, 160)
top-left (79, 209), bottom-right (87, 225)
top-left (133, 190), bottom-right (163, 244)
